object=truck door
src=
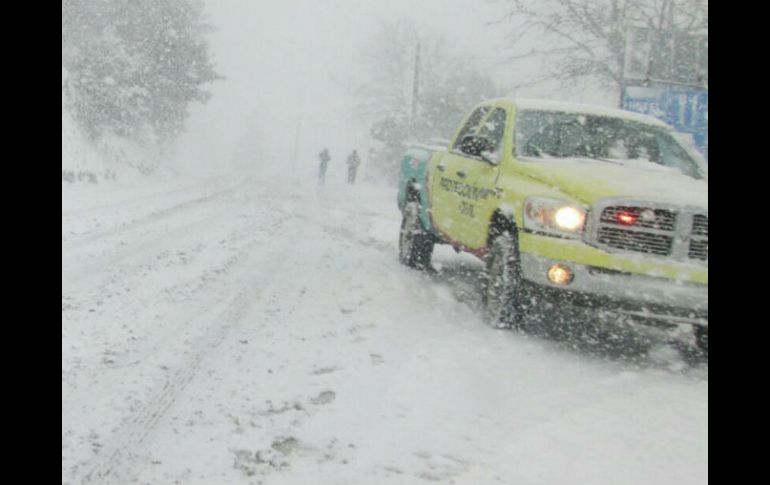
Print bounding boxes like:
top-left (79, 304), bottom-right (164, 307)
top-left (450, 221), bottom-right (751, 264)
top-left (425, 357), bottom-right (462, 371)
top-left (455, 106), bottom-right (509, 250)
top-left (429, 106), bottom-right (491, 247)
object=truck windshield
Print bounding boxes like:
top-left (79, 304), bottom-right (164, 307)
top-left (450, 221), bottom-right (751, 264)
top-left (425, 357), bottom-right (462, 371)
top-left (515, 110), bottom-right (705, 179)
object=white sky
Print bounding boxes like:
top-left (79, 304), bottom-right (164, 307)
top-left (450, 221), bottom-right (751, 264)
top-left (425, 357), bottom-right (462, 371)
top-left (173, 0), bottom-right (612, 176)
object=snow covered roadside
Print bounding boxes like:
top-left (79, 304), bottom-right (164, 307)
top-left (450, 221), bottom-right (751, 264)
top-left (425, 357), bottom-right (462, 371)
top-left (62, 175), bottom-right (707, 484)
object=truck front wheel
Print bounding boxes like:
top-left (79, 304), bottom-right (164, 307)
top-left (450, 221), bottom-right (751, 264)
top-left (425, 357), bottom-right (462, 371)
top-left (483, 231), bottom-right (523, 328)
top-left (399, 200), bottom-right (433, 270)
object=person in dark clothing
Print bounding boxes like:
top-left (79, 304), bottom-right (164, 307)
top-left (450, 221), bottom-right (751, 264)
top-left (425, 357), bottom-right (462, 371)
top-left (318, 148), bottom-right (330, 185)
top-left (346, 149), bottom-right (361, 184)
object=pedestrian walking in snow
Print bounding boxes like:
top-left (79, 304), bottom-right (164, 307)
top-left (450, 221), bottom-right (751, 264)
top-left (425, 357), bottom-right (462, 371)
top-left (318, 148), bottom-right (330, 185)
top-left (346, 149), bottom-right (361, 185)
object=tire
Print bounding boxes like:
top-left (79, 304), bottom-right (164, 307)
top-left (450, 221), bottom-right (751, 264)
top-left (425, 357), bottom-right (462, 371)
top-left (483, 230), bottom-right (523, 328)
top-left (399, 200), bottom-right (434, 270)
top-left (694, 325), bottom-right (708, 356)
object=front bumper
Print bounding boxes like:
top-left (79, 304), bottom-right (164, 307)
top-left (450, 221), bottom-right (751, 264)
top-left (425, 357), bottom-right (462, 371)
top-left (519, 253), bottom-right (708, 346)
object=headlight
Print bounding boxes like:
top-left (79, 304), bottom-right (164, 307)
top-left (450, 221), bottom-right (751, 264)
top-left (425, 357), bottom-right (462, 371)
top-left (524, 197), bottom-right (586, 237)
top-left (553, 207), bottom-right (585, 230)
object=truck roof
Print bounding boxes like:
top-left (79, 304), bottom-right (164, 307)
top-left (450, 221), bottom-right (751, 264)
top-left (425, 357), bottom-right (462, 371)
top-left (486, 98), bottom-right (671, 129)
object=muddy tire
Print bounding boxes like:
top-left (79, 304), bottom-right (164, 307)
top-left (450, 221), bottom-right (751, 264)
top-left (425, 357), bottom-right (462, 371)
top-left (399, 200), bottom-right (433, 270)
top-left (483, 231), bottom-right (523, 329)
top-left (694, 325), bottom-right (708, 356)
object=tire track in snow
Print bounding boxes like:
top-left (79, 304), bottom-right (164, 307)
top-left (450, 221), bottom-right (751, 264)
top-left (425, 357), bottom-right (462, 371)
top-left (64, 180), bottom-right (304, 484)
top-left (61, 196), bottom-right (277, 410)
top-left (67, 180), bottom-right (400, 483)
top-left (62, 211), bottom-right (285, 427)
top-left (62, 178), bottom-right (247, 252)
top-left (78, 219), bottom-right (303, 485)
top-left (62, 177), bottom-right (232, 218)
top-left (62, 179), bottom-right (262, 303)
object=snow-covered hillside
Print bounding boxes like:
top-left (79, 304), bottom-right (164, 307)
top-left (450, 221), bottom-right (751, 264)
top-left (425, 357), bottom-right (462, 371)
top-left (62, 175), bottom-right (707, 485)
top-left (62, 81), bottom-right (166, 185)
top-left (62, 92), bottom-right (106, 180)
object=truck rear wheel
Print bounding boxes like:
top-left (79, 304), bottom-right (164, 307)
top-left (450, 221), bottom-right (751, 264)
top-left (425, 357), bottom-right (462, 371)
top-left (399, 200), bottom-right (433, 270)
top-left (483, 231), bottom-right (523, 328)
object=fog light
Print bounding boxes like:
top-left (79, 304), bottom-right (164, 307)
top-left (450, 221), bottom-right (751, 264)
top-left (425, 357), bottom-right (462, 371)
top-left (547, 264), bottom-right (573, 285)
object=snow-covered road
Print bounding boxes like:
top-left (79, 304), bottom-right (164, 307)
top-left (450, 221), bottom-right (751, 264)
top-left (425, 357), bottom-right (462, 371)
top-left (62, 175), bottom-right (707, 485)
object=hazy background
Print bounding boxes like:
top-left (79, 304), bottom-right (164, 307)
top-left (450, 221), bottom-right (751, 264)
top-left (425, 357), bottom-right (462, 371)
top-left (174, 0), bottom-right (608, 177)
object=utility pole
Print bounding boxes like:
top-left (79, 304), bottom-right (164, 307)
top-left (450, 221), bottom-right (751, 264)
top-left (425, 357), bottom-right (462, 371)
top-left (410, 41), bottom-right (421, 135)
top-left (619, 29), bottom-right (628, 108)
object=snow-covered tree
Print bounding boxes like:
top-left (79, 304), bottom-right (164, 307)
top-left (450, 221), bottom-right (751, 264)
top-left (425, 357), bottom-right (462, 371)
top-left (62, 0), bottom-right (221, 144)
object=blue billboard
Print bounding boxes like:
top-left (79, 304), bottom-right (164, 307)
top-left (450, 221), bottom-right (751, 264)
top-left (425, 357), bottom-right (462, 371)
top-left (622, 84), bottom-right (708, 161)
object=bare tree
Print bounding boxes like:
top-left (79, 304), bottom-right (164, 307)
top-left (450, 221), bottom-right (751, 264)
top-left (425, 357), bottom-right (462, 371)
top-left (355, 20), bottom-right (503, 181)
top-left (354, 21), bottom-right (446, 125)
top-left (499, 0), bottom-right (707, 104)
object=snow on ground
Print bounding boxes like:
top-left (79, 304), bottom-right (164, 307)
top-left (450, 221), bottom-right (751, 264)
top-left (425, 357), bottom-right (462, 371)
top-left (62, 173), bottom-right (707, 485)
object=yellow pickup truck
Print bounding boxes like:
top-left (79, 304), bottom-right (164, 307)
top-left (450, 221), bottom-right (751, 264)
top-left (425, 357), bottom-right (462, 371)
top-left (397, 98), bottom-right (708, 353)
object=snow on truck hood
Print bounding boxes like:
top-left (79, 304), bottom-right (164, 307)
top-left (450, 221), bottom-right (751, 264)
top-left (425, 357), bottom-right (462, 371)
top-left (515, 158), bottom-right (708, 209)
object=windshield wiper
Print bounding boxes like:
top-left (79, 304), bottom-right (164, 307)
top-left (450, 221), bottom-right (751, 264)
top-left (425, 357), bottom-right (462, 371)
top-left (565, 156), bottom-right (623, 165)
top-left (589, 156), bottom-right (624, 165)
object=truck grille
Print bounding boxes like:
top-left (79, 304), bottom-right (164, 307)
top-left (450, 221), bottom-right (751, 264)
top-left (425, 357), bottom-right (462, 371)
top-left (691, 214), bottom-right (708, 237)
top-left (599, 206), bottom-right (677, 231)
top-left (597, 226), bottom-right (673, 256)
top-left (594, 205), bottom-right (707, 262)
top-left (688, 240), bottom-right (708, 260)
top-left (688, 214), bottom-right (708, 261)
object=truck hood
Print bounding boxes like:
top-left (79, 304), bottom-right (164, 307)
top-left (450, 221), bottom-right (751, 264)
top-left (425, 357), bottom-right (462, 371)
top-left (514, 158), bottom-right (708, 210)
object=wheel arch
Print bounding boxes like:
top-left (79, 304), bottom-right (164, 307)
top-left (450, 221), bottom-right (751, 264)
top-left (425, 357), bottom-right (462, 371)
top-left (405, 179), bottom-right (421, 203)
top-left (399, 177), bottom-right (423, 212)
top-left (404, 179), bottom-right (436, 237)
top-left (487, 209), bottom-right (520, 249)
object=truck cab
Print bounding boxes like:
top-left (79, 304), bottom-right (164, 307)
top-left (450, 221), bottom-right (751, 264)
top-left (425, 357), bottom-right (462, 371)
top-left (398, 98), bottom-right (708, 353)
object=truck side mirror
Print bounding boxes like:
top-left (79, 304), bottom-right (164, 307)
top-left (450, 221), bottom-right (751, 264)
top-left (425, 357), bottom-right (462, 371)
top-left (459, 135), bottom-right (495, 158)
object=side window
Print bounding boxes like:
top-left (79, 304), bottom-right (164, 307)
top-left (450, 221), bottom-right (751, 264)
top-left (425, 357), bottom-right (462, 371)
top-left (452, 106), bottom-right (490, 150)
top-left (478, 108), bottom-right (507, 154)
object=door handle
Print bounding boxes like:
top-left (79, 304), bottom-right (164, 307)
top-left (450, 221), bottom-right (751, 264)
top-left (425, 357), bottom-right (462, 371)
top-left (456, 170), bottom-right (466, 178)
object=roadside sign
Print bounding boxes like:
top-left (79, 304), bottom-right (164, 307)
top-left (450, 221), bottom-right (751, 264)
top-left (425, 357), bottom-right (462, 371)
top-left (623, 84), bottom-right (708, 161)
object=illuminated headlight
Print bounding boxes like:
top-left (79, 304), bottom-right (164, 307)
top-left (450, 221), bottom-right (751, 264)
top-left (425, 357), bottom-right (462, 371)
top-left (524, 197), bottom-right (586, 237)
top-left (554, 207), bottom-right (585, 231)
